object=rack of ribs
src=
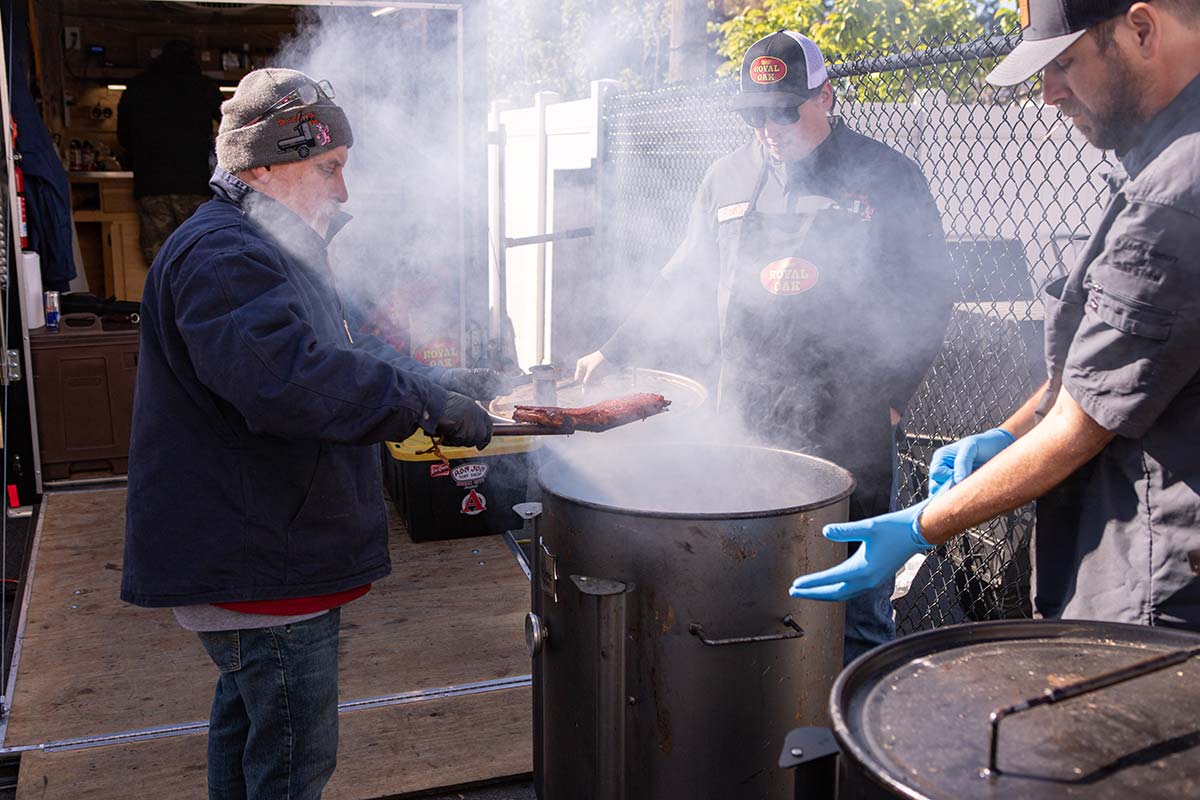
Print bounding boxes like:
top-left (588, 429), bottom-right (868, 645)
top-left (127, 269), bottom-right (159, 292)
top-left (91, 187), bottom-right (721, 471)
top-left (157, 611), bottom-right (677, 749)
top-left (512, 392), bottom-right (671, 433)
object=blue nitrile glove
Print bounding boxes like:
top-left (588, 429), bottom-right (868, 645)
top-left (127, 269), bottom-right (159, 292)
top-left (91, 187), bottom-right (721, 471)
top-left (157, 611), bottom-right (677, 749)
top-left (789, 499), bottom-right (934, 602)
top-left (927, 428), bottom-right (1016, 497)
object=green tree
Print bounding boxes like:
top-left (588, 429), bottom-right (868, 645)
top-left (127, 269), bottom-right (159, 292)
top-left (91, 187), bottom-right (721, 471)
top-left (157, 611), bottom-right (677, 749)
top-left (715, 0), bottom-right (988, 100)
top-left (992, 2), bottom-right (1020, 35)
top-left (487, 0), bottom-right (672, 105)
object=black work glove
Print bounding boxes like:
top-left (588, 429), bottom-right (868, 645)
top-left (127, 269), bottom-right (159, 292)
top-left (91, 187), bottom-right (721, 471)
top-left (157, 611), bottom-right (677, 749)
top-left (436, 368), bottom-right (505, 401)
top-left (434, 392), bottom-right (493, 450)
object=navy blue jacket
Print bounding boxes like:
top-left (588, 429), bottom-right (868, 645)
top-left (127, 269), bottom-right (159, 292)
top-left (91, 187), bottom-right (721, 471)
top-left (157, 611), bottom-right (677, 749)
top-left (121, 170), bottom-right (448, 607)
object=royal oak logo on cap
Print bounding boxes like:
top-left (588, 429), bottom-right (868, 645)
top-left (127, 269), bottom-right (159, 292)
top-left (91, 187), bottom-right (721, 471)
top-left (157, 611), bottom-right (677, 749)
top-left (750, 56), bottom-right (787, 85)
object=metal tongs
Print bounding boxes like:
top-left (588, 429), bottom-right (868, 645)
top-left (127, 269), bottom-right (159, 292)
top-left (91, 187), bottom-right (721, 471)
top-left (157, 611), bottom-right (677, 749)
top-left (492, 365), bottom-right (583, 436)
top-left (492, 422), bottom-right (575, 436)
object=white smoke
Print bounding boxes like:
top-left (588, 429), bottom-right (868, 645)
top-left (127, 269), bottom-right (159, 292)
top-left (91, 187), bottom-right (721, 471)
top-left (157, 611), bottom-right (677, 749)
top-left (274, 6), bottom-right (471, 357)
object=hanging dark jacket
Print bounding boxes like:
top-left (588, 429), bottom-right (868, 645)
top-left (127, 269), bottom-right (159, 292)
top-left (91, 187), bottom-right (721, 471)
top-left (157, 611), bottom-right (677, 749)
top-left (6, 4), bottom-right (75, 291)
top-left (121, 169), bottom-right (448, 607)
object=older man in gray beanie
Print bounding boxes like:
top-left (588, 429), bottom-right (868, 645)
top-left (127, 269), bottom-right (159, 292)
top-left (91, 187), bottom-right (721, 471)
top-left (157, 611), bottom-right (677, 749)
top-left (122, 68), bottom-right (495, 799)
top-left (214, 69), bottom-right (361, 237)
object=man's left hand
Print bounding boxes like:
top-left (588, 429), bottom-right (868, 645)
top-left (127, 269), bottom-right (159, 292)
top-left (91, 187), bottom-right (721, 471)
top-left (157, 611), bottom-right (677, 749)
top-left (436, 368), bottom-right (504, 401)
top-left (789, 500), bottom-right (933, 602)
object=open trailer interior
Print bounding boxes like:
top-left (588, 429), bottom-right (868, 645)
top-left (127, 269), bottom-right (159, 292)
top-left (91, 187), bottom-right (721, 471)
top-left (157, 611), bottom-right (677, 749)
top-left (6, 0), bottom-right (490, 498)
top-left (0, 2), bottom-right (535, 798)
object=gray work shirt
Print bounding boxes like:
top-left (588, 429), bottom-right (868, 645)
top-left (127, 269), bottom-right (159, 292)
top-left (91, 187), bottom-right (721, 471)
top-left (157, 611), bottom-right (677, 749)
top-left (1035, 74), bottom-right (1200, 629)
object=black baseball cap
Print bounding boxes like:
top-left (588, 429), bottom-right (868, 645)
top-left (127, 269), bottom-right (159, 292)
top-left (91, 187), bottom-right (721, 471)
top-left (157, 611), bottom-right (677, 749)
top-left (986, 0), bottom-right (1138, 85)
top-left (732, 31), bottom-right (829, 110)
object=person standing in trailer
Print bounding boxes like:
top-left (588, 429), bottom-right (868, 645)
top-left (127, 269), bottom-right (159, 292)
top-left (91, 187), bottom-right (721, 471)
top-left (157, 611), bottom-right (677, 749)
top-left (117, 40), bottom-right (223, 264)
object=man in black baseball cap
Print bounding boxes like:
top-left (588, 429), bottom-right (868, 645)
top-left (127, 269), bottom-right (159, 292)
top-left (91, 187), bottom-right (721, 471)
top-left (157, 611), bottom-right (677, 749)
top-left (793, 1), bottom-right (1200, 637)
top-left (576, 31), bottom-right (954, 663)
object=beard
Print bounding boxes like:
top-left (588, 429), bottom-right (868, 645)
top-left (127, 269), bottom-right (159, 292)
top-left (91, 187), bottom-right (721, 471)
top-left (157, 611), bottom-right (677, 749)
top-left (1059, 51), bottom-right (1147, 153)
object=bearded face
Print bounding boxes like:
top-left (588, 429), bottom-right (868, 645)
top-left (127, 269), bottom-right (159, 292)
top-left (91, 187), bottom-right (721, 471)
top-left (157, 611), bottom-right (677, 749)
top-left (1043, 31), bottom-right (1150, 154)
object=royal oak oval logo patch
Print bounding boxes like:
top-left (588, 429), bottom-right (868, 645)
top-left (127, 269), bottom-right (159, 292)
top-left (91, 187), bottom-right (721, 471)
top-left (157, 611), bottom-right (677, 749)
top-left (760, 258), bottom-right (818, 295)
top-left (750, 56), bottom-right (787, 85)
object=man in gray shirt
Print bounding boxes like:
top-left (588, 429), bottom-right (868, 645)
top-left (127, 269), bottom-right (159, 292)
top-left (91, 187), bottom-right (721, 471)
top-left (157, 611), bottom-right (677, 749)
top-left (790, 0), bottom-right (1200, 630)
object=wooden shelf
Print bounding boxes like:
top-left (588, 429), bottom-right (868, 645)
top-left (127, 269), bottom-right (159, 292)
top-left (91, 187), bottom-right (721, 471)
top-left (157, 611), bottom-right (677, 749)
top-left (68, 174), bottom-right (146, 301)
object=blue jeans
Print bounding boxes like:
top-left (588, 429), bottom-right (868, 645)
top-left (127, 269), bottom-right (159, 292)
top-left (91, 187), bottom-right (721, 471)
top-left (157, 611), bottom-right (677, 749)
top-left (843, 578), bottom-right (896, 662)
top-left (196, 609), bottom-right (341, 800)
top-left (842, 425), bottom-right (904, 664)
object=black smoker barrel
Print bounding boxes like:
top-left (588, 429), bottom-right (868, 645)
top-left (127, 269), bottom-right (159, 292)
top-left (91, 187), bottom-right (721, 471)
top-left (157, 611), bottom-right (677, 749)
top-left (528, 442), bottom-right (854, 800)
top-left (825, 619), bottom-right (1200, 800)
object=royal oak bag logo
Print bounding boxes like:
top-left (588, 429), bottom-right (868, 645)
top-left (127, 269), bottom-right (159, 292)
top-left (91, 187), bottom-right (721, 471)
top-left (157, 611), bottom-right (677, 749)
top-left (750, 56), bottom-right (787, 85)
top-left (760, 257), bottom-right (819, 295)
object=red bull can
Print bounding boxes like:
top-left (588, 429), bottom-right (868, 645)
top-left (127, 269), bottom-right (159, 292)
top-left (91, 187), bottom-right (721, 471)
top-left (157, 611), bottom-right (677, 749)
top-left (43, 291), bottom-right (60, 331)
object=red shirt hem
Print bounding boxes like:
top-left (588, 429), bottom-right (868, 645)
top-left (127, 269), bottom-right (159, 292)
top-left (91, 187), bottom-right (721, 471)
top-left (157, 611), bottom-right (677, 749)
top-left (214, 584), bottom-right (371, 615)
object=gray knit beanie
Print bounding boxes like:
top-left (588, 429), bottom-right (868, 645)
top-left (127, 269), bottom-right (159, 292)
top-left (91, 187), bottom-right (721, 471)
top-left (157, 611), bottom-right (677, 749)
top-left (216, 68), bottom-right (353, 173)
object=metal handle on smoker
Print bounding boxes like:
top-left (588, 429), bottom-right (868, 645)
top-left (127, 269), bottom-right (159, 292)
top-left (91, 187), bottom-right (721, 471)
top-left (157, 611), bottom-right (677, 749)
top-left (984, 643), bottom-right (1200, 777)
top-left (688, 614), bottom-right (804, 647)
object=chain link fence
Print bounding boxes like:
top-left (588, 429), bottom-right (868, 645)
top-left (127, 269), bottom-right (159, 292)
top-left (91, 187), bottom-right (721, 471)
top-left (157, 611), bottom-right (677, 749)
top-left (598, 32), bottom-right (1116, 634)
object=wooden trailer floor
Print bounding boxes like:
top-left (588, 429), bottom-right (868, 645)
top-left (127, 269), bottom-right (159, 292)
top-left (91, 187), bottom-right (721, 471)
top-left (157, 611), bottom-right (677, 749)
top-left (3, 488), bottom-right (532, 799)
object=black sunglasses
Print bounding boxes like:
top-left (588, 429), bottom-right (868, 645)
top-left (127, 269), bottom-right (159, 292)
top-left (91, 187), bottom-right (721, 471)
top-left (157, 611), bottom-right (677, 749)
top-left (738, 106), bottom-right (800, 128)
top-left (737, 93), bottom-right (819, 128)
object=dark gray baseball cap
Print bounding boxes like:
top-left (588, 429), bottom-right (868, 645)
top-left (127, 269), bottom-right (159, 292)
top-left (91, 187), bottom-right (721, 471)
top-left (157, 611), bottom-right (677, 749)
top-left (986, 0), bottom-right (1137, 86)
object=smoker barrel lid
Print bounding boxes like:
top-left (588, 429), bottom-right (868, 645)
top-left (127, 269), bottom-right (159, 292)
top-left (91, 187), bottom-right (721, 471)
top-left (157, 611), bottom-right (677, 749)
top-left (489, 367), bottom-right (707, 420)
top-left (832, 619), bottom-right (1200, 800)
top-left (537, 441), bottom-right (854, 518)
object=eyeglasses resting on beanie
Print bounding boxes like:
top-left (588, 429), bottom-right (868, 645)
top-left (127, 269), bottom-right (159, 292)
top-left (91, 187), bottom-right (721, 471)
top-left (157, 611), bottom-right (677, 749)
top-left (246, 79), bottom-right (336, 127)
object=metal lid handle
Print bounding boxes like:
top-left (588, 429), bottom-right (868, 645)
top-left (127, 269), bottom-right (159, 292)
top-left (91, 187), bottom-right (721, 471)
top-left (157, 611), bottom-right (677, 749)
top-left (985, 644), bottom-right (1200, 777)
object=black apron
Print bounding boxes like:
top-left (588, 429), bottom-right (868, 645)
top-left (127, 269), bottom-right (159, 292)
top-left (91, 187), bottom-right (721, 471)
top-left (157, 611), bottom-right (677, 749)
top-left (718, 163), bottom-right (893, 518)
